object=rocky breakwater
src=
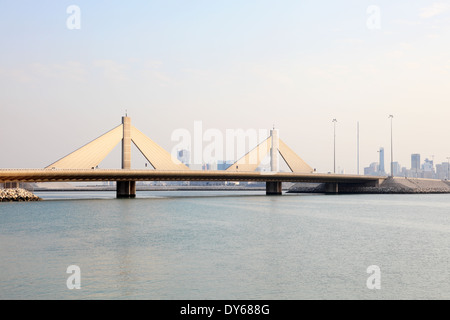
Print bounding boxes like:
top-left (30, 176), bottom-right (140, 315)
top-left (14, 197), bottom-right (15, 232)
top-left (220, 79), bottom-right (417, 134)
top-left (0, 188), bottom-right (42, 202)
top-left (288, 177), bottom-right (450, 194)
top-left (368, 177), bottom-right (450, 194)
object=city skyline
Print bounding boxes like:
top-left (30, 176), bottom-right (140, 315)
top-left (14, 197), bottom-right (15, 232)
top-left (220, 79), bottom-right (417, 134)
top-left (1, 1), bottom-right (450, 173)
top-left (364, 149), bottom-right (450, 179)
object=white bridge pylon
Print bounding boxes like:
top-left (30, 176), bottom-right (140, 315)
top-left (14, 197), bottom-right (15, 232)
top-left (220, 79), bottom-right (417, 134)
top-left (46, 117), bottom-right (189, 171)
top-left (226, 129), bottom-right (314, 173)
top-left (46, 117), bottom-right (313, 173)
top-left (226, 128), bottom-right (313, 173)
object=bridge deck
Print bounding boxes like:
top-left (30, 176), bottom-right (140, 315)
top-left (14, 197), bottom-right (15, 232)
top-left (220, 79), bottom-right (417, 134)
top-left (0, 169), bottom-right (386, 184)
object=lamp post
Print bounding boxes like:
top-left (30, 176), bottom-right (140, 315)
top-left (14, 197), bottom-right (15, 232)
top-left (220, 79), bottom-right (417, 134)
top-left (333, 119), bottom-right (337, 173)
top-left (389, 115), bottom-right (394, 177)
top-left (357, 121), bottom-right (360, 175)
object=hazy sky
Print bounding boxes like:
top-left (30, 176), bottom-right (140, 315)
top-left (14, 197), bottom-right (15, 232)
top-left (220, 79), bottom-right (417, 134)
top-left (1, 0), bottom-right (449, 173)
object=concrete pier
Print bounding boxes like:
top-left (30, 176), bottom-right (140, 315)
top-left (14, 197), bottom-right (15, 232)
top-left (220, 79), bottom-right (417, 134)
top-left (270, 129), bottom-right (279, 172)
top-left (266, 129), bottom-right (282, 195)
top-left (3, 182), bottom-right (20, 189)
top-left (325, 182), bottom-right (339, 194)
top-left (266, 181), bottom-right (282, 195)
top-left (116, 116), bottom-right (135, 198)
top-left (116, 181), bottom-right (136, 198)
top-left (122, 116), bottom-right (131, 170)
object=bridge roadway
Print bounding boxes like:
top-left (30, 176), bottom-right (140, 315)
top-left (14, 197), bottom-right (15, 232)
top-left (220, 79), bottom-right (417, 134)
top-left (0, 169), bottom-right (386, 197)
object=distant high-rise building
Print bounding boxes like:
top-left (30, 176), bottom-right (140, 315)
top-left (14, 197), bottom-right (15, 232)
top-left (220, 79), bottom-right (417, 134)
top-left (177, 149), bottom-right (190, 167)
top-left (378, 147), bottom-right (385, 174)
top-left (436, 162), bottom-right (450, 180)
top-left (364, 162), bottom-right (379, 176)
top-left (411, 154), bottom-right (421, 172)
top-left (217, 160), bottom-right (233, 171)
top-left (422, 158), bottom-right (434, 172)
top-left (392, 161), bottom-right (401, 176)
top-left (422, 158), bottom-right (435, 178)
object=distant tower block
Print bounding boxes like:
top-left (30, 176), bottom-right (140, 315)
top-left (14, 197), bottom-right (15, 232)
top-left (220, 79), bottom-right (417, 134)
top-left (270, 128), bottom-right (279, 172)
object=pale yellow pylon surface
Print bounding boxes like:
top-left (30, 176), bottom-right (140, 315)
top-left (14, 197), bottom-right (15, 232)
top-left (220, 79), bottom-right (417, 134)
top-left (130, 126), bottom-right (189, 171)
top-left (278, 139), bottom-right (313, 173)
top-left (226, 137), bottom-right (271, 172)
top-left (45, 125), bottom-right (123, 169)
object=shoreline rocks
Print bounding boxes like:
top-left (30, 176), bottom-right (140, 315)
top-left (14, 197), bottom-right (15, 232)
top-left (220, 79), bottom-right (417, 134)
top-left (288, 177), bottom-right (450, 194)
top-left (0, 188), bottom-right (42, 202)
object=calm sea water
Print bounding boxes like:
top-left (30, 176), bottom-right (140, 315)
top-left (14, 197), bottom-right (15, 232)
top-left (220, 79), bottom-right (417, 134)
top-left (0, 191), bottom-right (449, 300)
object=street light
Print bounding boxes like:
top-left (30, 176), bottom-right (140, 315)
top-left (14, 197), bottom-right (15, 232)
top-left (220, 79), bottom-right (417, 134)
top-left (389, 115), bottom-right (394, 177)
top-left (357, 121), bottom-right (360, 175)
top-left (332, 119), bottom-right (337, 173)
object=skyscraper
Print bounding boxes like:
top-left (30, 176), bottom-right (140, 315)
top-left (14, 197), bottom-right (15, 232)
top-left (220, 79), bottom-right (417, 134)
top-left (392, 161), bottom-right (401, 176)
top-left (177, 149), bottom-right (190, 167)
top-left (379, 147), bottom-right (385, 174)
top-left (411, 154), bottom-right (420, 172)
top-left (217, 160), bottom-right (233, 170)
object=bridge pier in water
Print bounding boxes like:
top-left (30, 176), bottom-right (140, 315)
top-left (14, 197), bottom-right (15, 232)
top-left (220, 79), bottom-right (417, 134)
top-left (17, 115), bottom-right (386, 199)
top-left (116, 116), bottom-right (135, 199)
top-left (266, 181), bottom-right (282, 195)
top-left (3, 182), bottom-right (20, 189)
top-left (116, 181), bottom-right (136, 198)
top-left (325, 182), bottom-right (339, 194)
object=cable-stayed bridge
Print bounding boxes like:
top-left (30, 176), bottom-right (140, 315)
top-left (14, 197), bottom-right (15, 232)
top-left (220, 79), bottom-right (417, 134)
top-left (0, 116), bottom-right (385, 198)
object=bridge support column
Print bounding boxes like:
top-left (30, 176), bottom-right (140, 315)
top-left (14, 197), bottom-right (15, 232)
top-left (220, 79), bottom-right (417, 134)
top-left (266, 181), bottom-right (282, 195)
top-left (122, 116), bottom-right (131, 170)
top-left (116, 181), bottom-right (136, 198)
top-left (117, 116), bottom-right (135, 199)
top-left (4, 182), bottom-right (20, 189)
top-left (270, 129), bottom-right (279, 172)
top-left (325, 182), bottom-right (339, 194)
